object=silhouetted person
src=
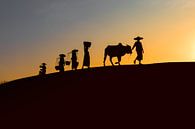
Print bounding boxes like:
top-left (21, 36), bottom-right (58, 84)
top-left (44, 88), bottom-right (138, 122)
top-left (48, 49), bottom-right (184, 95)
top-left (39, 63), bottom-right (46, 75)
top-left (55, 54), bottom-right (65, 72)
top-left (82, 41), bottom-right (91, 69)
top-left (71, 49), bottom-right (79, 70)
top-left (132, 36), bottom-right (144, 65)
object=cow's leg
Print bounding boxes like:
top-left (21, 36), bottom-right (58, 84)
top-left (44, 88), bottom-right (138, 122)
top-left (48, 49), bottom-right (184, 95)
top-left (117, 56), bottom-right (121, 66)
top-left (110, 57), bottom-right (114, 66)
top-left (103, 50), bottom-right (107, 67)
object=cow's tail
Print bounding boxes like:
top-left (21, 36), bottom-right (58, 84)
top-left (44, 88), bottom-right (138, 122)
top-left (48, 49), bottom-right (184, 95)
top-left (103, 47), bottom-right (108, 67)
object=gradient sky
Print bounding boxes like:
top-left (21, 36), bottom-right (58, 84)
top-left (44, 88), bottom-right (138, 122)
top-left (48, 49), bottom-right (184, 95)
top-left (1, 0), bottom-right (195, 82)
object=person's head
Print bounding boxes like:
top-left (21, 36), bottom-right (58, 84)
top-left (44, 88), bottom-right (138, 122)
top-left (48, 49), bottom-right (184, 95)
top-left (59, 54), bottom-right (66, 58)
top-left (40, 63), bottom-right (46, 68)
top-left (134, 36), bottom-right (144, 41)
top-left (118, 43), bottom-right (123, 46)
top-left (42, 63), bottom-right (46, 66)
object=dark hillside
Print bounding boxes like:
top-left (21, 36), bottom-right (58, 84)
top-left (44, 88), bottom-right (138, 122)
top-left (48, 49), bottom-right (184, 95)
top-left (0, 62), bottom-right (195, 128)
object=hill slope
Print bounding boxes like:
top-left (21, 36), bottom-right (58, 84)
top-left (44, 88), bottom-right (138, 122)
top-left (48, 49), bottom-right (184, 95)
top-left (0, 62), bottom-right (195, 128)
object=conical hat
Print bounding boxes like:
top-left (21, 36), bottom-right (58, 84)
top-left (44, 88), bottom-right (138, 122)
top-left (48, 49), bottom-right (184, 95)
top-left (134, 36), bottom-right (144, 40)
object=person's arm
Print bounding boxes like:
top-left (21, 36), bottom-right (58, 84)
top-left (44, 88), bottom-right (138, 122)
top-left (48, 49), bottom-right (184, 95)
top-left (132, 43), bottom-right (136, 50)
top-left (141, 44), bottom-right (144, 53)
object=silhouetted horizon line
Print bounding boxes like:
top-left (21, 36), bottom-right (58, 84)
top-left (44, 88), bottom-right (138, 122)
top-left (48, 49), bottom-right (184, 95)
top-left (1, 61), bottom-right (195, 85)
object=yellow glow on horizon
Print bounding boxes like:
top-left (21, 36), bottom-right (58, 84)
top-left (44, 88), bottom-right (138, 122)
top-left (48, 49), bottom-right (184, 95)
top-left (2, 0), bottom-right (195, 82)
top-left (189, 36), bottom-right (195, 60)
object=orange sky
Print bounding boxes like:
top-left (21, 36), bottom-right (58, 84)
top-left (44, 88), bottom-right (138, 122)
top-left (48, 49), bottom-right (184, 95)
top-left (1, 0), bottom-right (195, 82)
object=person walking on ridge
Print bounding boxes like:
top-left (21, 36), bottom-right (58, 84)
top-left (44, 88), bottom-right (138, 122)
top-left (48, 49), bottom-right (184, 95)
top-left (39, 63), bottom-right (47, 75)
top-left (82, 41), bottom-right (91, 69)
top-left (55, 54), bottom-right (66, 72)
top-left (71, 49), bottom-right (79, 70)
top-left (132, 36), bottom-right (144, 65)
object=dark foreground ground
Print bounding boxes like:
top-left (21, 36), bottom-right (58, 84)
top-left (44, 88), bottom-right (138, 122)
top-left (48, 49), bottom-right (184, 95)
top-left (0, 62), bottom-right (195, 128)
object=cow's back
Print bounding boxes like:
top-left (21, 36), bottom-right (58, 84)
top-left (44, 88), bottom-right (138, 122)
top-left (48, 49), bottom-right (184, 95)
top-left (105, 45), bottom-right (120, 57)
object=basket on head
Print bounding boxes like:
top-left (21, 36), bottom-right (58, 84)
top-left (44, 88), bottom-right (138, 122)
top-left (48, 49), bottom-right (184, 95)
top-left (55, 66), bottom-right (60, 70)
top-left (83, 41), bottom-right (91, 48)
top-left (72, 49), bottom-right (79, 53)
top-left (59, 54), bottom-right (66, 57)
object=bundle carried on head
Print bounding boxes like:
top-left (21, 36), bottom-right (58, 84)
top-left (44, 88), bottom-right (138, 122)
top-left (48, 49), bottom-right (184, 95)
top-left (72, 49), bottom-right (79, 53)
top-left (59, 54), bottom-right (66, 57)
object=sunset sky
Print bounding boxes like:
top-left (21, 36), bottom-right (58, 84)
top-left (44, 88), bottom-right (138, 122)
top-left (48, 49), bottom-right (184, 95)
top-left (1, 0), bottom-right (195, 82)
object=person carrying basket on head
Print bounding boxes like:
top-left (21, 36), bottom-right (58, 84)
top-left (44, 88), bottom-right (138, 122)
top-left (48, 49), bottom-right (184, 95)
top-left (82, 41), bottom-right (91, 69)
top-left (55, 54), bottom-right (66, 72)
top-left (71, 49), bottom-right (79, 70)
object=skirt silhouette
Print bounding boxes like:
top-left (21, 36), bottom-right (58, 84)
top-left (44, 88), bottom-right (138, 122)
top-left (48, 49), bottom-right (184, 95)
top-left (83, 52), bottom-right (90, 67)
top-left (136, 51), bottom-right (143, 61)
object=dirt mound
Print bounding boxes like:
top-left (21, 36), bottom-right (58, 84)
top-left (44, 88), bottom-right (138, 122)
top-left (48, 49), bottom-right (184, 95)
top-left (0, 62), bottom-right (194, 128)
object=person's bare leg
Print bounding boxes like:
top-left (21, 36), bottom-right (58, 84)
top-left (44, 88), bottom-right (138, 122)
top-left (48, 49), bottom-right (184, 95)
top-left (139, 60), bottom-right (142, 65)
top-left (118, 56), bottom-right (121, 66)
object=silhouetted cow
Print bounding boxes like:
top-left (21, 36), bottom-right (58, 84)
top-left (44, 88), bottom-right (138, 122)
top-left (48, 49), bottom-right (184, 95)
top-left (103, 43), bottom-right (132, 66)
